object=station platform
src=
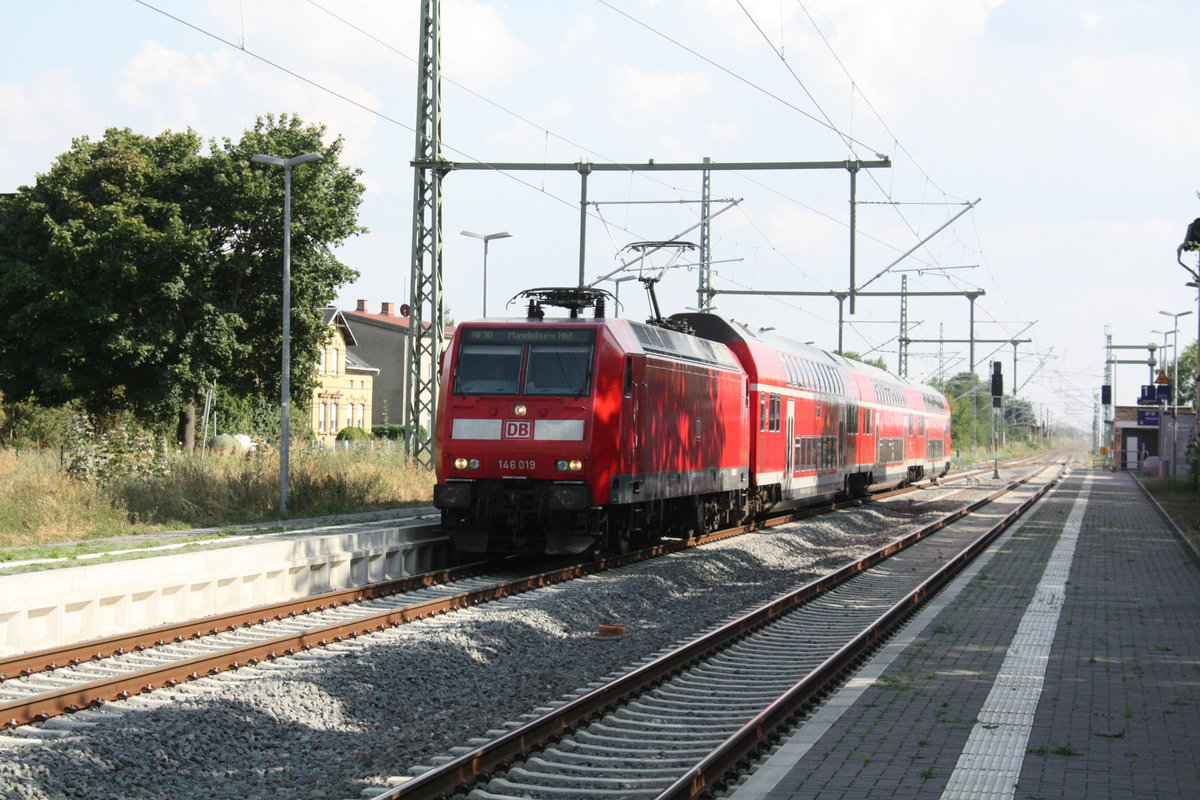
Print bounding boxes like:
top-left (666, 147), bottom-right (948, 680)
top-left (730, 469), bottom-right (1200, 800)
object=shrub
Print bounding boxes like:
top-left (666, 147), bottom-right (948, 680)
top-left (371, 424), bottom-right (429, 443)
top-left (62, 414), bottom-right (170, 484)
top-left (336, 426), bottom-right (371, 441)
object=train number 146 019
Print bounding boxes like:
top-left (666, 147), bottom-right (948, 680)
top-left (499, 459), bottom-right (536, 471)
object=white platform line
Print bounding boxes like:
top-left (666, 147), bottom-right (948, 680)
top-left (939, 473), bottom-right (1092, 800)
top-left (729, 474), bottom-right (1078, 800)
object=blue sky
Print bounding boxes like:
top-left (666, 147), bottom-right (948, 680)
top-left (3, 0), bottom-right (1199, 431)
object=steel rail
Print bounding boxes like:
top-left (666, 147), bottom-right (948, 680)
top-left (658, 463), bottom-right (1066, 799)
top-left (375, 463), bottom-right (1062, 799)
top-left (0, 458), bottom-right (1047, 731)
top-left (0, 537), bottom-right (481, 680)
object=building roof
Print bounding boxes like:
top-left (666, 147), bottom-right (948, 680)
top-left (345, 350), bottom-right (380, 374)
top-left (321, 307), bottom-right (359, 346)
top-left (343, 300), bottom-right (413, 331)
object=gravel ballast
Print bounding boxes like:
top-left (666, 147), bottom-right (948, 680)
top-left (0, 486), bottom-right (993, 800)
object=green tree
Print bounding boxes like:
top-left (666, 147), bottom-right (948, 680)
top-left (931, 371), bottom-right (993, 454)
top-left (1167, 339), bottom-right (1197, 409)
top-left (838, 350), bottom-right (889, 370)
top-left (0, 114), bottom-right (365, 445)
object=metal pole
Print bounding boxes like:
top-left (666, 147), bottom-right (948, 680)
top-left (281, 162), bottom-right (292, 515)
top-left (481, 237), bottom-right (490, 317)
top-left (699, 157), bottom-right (712, 309)
top-left (252, 151), bottom-right (322, 515)
top-left (993, 402), bottom-right (1000, 479)
top-left (969, 294), bottom-right (977, 371)
top-left (836, 293), bottom-right (846, 354)
top-left (849, 164), bottom-right (858, 314)
top-left (900, 279), bottom-right (908, 373)
top-left (578, 163), bottom-right (590, 287)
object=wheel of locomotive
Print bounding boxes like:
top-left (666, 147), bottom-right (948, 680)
top-left (702, 497), bottom-right (721, 535)
top-left (606, 517), bottom-right (632, 556)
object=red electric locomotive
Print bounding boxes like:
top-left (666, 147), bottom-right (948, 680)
top-left (433, 287), bottom-right (952, 556)
top-left (433, 288), bottom-right (751, 555)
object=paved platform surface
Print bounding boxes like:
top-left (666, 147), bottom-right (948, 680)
top-left (731, 468), bottom-right (1200, 800)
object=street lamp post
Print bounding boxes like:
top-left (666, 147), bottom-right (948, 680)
top-left (1159, 309), bottom-right (1194, 478)
top-left (252, 151), bottom-right (323, 515)
top-left (1158, 310), bottom-right (1193, 409)
top-left (461, 230), bottom-right (512, 317)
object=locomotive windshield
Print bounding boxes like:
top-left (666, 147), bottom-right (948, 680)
top-left (454, 344), bottom-right (523, 394)
top-left (524, 343), bottom-right (591, 395)
top-left (454, 328), bottom-right (595, 397)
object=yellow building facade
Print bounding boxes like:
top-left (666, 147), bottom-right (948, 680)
top-left (310, 309), bottom-right (377, 446)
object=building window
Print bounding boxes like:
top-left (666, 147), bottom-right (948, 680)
top-left (357, 403), bottom-right (365, 428)
top-left (331, 402), bottom-right (339, 432)
top-left (318, 403), bottom-right (326, 432)
top-left (331, 349), bottom-right (339, 377)
top-left (319, 349), bottom-right (326, 375)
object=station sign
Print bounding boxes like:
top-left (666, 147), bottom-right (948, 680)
top-left (1138, 384), bottom-right (1172, 405)
top-left (1138, 409), bottom-right (1160, 427)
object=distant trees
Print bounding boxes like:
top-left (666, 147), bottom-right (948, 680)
top-left (0, 114), bottom-right (365, 447)
top-left (1167, 340), bottom-right (1197, 409)
top-left (838, 351), bottom-right (889, 370)
top-left (930, 371), bottom-right (1042, 453)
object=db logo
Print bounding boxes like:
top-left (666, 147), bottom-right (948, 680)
top-left (503, 419), bottom-right (532, 439)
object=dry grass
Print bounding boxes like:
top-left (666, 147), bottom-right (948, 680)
top-left (1142, 476), bottom-right (1200, 552)
top-left (0, 446), bottom-right (436, 550)
top-left (0, 450), bottom-right (132, 548)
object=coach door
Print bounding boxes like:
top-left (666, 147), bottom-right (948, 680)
top-left (783, 400), bottom-right (796, 497)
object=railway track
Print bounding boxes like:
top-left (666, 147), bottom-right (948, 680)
top-left (0, 458), bottom-right (1048, 734)
top-left (373, 460), bottom-right (1068, 800)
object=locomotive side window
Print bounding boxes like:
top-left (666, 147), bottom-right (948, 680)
top-left (455, 344), bottom-right (522, 394)
top-left (525, 343), bottom-right (593, 396)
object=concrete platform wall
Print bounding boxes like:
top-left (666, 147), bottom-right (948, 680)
top-left (0, 524), bottom-right (452, 657)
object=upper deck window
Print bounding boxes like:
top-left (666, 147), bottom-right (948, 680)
top-left (454, 327), bottom-right (595, 397)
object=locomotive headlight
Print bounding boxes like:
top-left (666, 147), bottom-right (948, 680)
top-left (453, 457), bottom-right (480, 471)
top-left (555, 459), bottom-right (584, 472)
top-left (513, 403), bottom-right (528, 416)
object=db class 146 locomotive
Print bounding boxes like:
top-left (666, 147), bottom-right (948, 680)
top-left (433, 287), bottom-right (952, 556)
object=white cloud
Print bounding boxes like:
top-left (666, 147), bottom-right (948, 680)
top-left (0, 69), bottom-right (99, 189)
top-left (442, 0), bottom-right (537, 90)
top-left (705, 121), bottom-right (740, 143)
top-left (609, 66), bottom-right (711, 127)
top-left (561, 14), bottom-right (599, 49)
top-left (113, 40), bottom-right (383, 165)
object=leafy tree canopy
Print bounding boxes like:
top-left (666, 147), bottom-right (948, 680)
top-left (837, 350), bottom-right (889, 370)
top-left (0, 114), bottom-right (365, 431)
top-left (1167, 339), bottom-right (1197, 409)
